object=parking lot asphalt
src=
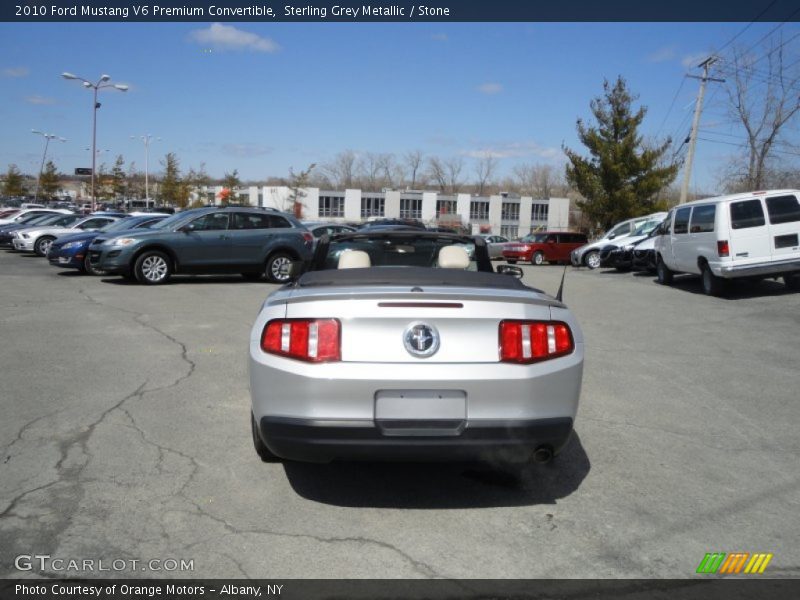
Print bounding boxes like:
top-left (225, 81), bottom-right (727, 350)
top-left (1, 251), bottom-right (799, 579)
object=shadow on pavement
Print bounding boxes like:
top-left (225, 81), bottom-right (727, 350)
top-left (663, 274), bottom-right (795, 299)
top-left (282, 432), bottom-right (590, 509)
top-left (100, 275), bottom-right (268, 285)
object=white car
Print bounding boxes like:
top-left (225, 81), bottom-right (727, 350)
top-left (11, 215), bottom-right (118, 256)
top-left (654, 190), bottom-right (800, 295)
top-left (571, 212), bottom-right (667, 269)
top-left (0, 208), bottom-right (71, 226)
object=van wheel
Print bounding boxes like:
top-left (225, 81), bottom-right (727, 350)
top-left (701, 264), bottom-right (724, 296)
top-left (585, 251), bottom-right (601, 270)
top-left (251, 413), bottom-right (280, 462)
top-left (784, 274), bottom-right (800, 291)
top-left (656, 257), bottom-right (673, 285)
top-left (532, 251), bottom-right (545, 266)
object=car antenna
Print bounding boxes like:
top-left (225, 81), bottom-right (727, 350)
top-left (556, 266), bottom-right (567, 302)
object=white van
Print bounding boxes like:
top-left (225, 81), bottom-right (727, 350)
top-left (654, 190), bottom-right (800, 295)
top-left (570, 212), bottom-right (667, 269)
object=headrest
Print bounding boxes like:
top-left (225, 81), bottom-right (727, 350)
top-left (337, 249), bottom-right (371, 269)
top-left (438, 245), bottom-right (470, 269)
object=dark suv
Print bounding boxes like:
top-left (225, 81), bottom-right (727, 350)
top-left (87, 207), bottom-right (313, 285)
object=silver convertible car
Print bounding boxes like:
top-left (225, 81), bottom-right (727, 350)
top-left (249, 231), bottom-right (584, 466)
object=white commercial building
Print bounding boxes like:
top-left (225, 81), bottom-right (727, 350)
top-left (194, 186), bottom-right (570, 238)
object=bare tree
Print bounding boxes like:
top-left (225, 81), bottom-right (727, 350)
top-left (322, 150), bottom-right (357, 189)
top-left (474, 154), bottom-right (498, 196)
top-left (376, 153), bottom-right (395, 188)
top-left (404, 150), bottom-right (425, 189)
top-left (445, 156), bottom-right (464, 193)
top-left (512, 163), bottom-right (561, 197)
top-left (722, 40), bottom-right (800, 189)
top-left (427, 156), bottom-right (448, 192)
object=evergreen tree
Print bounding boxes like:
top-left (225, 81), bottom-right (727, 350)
top-left (2, 164), bottom-right (27, 197)
top-left (111, 154), bottom-right (127, 201)
top-left (39, 160), bottom-right (60, 199)
top-left (159, 153), bottom-right (182, 206)
top-left (563, 77), bottom-right (679, 230)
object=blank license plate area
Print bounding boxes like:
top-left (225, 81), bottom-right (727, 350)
top-left (375, 390), bottom-right (466, 436)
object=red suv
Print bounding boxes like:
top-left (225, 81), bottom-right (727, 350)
top-left (502, 232), bottom-right (588, 265)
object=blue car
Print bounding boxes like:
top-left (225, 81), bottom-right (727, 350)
top-left (48, 214), bottom-right (167, 274)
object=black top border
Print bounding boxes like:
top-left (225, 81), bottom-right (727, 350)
top-left (4, 0), bottom-right (800, 22)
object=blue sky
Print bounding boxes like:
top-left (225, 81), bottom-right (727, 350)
top-left (1, 21), bottom-right (799, 194)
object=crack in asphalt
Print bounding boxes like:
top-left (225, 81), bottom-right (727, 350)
top-left (1, 410), bottom-right (60, 461)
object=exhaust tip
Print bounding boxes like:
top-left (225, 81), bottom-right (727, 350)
top-left (532, 446), bottom-right (554, 464)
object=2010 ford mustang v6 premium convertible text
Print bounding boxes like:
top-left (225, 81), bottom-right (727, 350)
top-left (249, 231), bottom-right (584, 467)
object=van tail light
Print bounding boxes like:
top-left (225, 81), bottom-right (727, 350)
top-left (717, 240), bottom-right (730, 257)
top-left (261, 319), bottom-right (340, 362)
top-left (499, 320), bottom-right (574, 363)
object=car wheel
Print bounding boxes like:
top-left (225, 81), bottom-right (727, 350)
top-left (701, 263), bottom-right (724, 296)
top-left (506, 259), bottom-right (517, 264)
top-left (783, 274), bottom-right (800, 291)
top-left (241, 272), bottom-right (262, 281)
top-left (134, 250), bottom-right (171, 285)
top-left (35, 236), bottom-right (55, 257)
top-left (84, 254), bottom-right (105, 276)
top-left (251, 413), bottom-right (280, 462)
top-left (584, 251), bottom-right (601, 270)
top-left (532, 251), bottom-right (545, 266)
top-left (265, 252), bottom-right (293, 284)
top-left (656, 257), bottom-right (673, 285)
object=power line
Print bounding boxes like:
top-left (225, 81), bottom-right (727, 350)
top-left (656, 76), bottom-right (687, 138)
top-left (713, 0), bottom-right (781, 57)
top-left (697, 136), bottom-right (800, 158)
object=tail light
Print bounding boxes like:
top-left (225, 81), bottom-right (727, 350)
top-left (261, 319), bottom-right (340, 362)
top-left (302, 232), bottom-right (314, 245)
top-left (717, 240), bottom-right (730, 257)
top-left (499, 320), bottom-right (573, 363)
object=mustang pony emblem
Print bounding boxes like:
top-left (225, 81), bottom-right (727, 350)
top-left (403, 322), bottom-right (440, 357)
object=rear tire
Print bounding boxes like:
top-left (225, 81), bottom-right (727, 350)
top-left (656, 256), bottom-right (673, 285)
top-left (265, 252), bottom-right (293, 284)
top-left (585, 251), bottom-right (601, 270)
top-left (701, 263), bottom-right (724, 296)
top-left (784, 274), bottom-right (800, 291)
top-left (35, 236), bottom-right (55, 257)
top-left (532, 251), bottom-right (545, 266)
top-left (134, 250), bottom-right (171, 285)
top-left (251, 413), bottom-right (280, 462)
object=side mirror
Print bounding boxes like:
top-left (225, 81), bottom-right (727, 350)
top-left (496, 264), bottom-right (523, 279)
top-left (179, 223), bottom-right (196, 233)
top-left (608, 233), bottom-right (616, 240)
top-left (279, 260), bottom-right (305, 279)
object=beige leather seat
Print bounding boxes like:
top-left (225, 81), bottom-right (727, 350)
top-left (337, 250), bottom-right (371, 269)
top-left (438, 245), bottom-right (470, 269)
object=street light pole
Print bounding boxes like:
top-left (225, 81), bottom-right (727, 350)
top-left (62, 72), bottom-right (128, 212)
top-left (131, 134), bottom-right (160, 209)
top-left (31, 129), bottom-right (66, 202)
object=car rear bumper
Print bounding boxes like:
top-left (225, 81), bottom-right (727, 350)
top-left (716, 258), bottom-right (800, 279)
top-left (257, 415), bottom-right (574, 463)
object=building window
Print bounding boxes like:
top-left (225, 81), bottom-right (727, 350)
top-left (500, 225), bottom-right (518, 238)
top-left (361, 196), bottom-right (385, 218)
top-left (437, 199), bottom-right (457, 217)
top-left (501, 202), bottom-right (520, 221)
top-left (532, 203), bottom-right (549, 222)
top-left (470, 200), bottom-right (489, 221)
top-left (319, 196), bottom-right (344, 218)
top-left (400, 198), bottom-right (422, 219)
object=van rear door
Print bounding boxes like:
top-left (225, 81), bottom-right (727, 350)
top-left (764, 192), bottom-right (800, 261)
top-left (727, 198), bottom-right (771, 268)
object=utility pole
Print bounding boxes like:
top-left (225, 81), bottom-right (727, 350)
top-left (680, 57), bottom-right (725, 204)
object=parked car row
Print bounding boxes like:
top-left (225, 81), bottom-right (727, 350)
top-left (571, 190), bottom-right (800, 297)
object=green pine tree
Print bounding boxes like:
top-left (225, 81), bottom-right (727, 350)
top-left (159, 153), bottom-right (182, 206)
top-left (39, 160), bottom-right (60, 199)
top-left (221, 169), bottom-right (241, 205)
top-left (2, 164), bottom-right (27, 197)
top-left (563, 77), bottom-right (680, 231)
top-left (111, 154), bottom-right (127, 201)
